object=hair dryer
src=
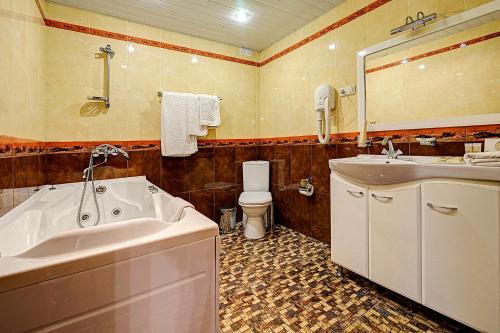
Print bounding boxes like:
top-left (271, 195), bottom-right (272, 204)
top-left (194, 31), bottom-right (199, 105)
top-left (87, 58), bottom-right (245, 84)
top-left (314, 84), bottom-right (335, 144)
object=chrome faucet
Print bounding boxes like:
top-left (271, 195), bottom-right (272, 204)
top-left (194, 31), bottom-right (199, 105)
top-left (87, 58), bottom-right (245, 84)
top-left (77, 144), bottom-right (129, 229)
top-left (82, 144), bottom-right (129, 178)
top-left (381, 137), bottom-right (403, 159)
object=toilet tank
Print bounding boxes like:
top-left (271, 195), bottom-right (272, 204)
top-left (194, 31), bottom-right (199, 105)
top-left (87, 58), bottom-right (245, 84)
top-left (243, 161), bottom-right (269, 192)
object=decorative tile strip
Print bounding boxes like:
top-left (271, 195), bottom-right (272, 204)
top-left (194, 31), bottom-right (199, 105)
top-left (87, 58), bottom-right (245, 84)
top-left (260, 0), bottom-right (391, 66)
top-left (3, 124), bottom-right (498, 155)
top-left (466, 124), bottom-right (500, 141)
top-left (366, 31), bottom-right (500, 74)
top-left (43, 19), bottom-right (260, 67)
top-left (44, 19), bottom-right (89, 34)
top-left (0, 136), bottom-right (45, 156)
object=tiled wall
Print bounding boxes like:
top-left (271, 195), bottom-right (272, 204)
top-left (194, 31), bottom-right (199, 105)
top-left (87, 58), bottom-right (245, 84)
top-left (258, 0), bottom-right (495, 137)
top-left (0, 0), bottom-right (46, 142)
top-left (2, 123), bottom-right (498, 242)
top-left (0, 0), bottom-right (47, 215)
top-left (44, 2), bottom-right (260, 142)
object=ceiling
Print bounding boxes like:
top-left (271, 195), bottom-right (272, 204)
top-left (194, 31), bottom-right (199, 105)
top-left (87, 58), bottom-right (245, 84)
top-left (48, 0), bottom-right (345, 51)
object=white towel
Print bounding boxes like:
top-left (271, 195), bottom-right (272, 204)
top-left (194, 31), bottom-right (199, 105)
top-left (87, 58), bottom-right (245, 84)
top-left (464, 151), bottom-right (500, 167)
top-left (186, 93), bottom-right (208, 137)
top-left (164, 197), bottom-right (194, 222)
top-left (161, 91), bottom-right (198, 157)
top-left (199, 94), bottom-right (221, 127)
top-left (464, 151), bottom-right (500, 160)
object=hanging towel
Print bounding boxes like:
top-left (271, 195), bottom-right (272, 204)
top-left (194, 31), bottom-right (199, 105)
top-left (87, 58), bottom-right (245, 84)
top-left (164, 196), bottom-right (194, 222)
top-left (186, 93), bottom-right (208, 137)
top-left (199, 94), bottom-right (221, 127)
top-left (161, 91), bottom-right (198, 157)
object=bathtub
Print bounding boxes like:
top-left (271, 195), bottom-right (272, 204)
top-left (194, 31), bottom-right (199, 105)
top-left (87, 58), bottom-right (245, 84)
top-left (0, 176), bottom-right (219, 333)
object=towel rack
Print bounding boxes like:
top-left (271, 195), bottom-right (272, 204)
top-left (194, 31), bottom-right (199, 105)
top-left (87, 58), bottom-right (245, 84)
top-left (157, 91), bottom-right (222, 100)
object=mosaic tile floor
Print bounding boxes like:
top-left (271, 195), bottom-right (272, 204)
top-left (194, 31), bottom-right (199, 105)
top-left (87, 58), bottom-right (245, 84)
top-left (219, 226), bottom-right (475, 333)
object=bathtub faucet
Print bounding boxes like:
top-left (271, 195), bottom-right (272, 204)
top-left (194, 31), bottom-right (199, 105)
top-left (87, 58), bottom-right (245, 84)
top-left (77, 144), bottom-right (129, 228)
top-left (82, 144), bottom-right (129, 179)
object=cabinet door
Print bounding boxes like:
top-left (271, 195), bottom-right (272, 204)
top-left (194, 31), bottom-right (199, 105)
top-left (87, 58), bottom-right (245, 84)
top-left (369, 184), bottom-right (421, 302)
top-left (331, 174), bottom-right (368, 277)
top-left (422, 181), bottom-right (500, 333)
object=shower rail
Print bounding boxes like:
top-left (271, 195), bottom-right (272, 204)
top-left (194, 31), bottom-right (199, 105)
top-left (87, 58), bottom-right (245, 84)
top-left (88, 45), bottom-right (115, 108)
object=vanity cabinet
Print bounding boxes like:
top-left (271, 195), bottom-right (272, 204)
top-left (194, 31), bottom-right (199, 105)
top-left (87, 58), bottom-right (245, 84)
top-left (369, 184), bottom-right (421, 302)
top-left (422, 181), bottom-right (500, 333)
top-left (331, 175), bottom-right (500, 332)
top-left (331, 174), bottom-right (368, 278)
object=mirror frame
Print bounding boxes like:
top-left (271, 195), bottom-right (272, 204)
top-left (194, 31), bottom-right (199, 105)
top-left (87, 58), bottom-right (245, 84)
top-left (356, 0), bottom-right (500, 146)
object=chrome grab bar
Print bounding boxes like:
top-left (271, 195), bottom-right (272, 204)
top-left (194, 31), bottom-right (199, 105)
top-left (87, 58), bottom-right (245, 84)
top-left (371, 193), bottom-right (393, 200)
top-left (88, 45), bottom-right (114, 108)
top-left (426, 203), bottom-right (458, 212)
top-left (346, 190), bottom-right (363, 197)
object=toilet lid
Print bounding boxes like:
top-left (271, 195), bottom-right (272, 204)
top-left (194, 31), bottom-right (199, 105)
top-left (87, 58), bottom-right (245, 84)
top-left (238, 191), bottom-right (272, 205)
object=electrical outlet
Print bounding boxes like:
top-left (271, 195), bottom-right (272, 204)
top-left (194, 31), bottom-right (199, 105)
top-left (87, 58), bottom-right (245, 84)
top-left (340, 84), bottom-right (356, 97)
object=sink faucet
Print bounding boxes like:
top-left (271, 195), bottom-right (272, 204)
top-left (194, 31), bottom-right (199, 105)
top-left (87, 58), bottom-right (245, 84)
top-left (381, 138), bottom-right (403, 159)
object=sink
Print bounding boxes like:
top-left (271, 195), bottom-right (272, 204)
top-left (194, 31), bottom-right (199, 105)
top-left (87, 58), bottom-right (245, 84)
top-left (329, 155), bottom-right (500, 185)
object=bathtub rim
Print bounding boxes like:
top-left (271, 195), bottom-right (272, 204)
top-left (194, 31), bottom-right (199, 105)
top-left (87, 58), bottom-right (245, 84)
top-left (0, 177), bottom-right (219, 293)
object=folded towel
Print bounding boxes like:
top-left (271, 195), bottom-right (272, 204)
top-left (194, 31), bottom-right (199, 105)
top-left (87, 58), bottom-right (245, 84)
top-left (186, 93), bottom-right (208, 137)
top-left (164, 197), bottom-right (194, 222)
top-left (477, 162), bottom-right (500, 167)
top-left (465, 151), bottom-right (500, 159)
top-left (469, 158), bottom-right (500, 165)
top-left (199, 94), bottom-right (221, 127)
top-left (161, 92), bottom-right (198, 157)
top-left (464, 151), bottom-right (500, 167)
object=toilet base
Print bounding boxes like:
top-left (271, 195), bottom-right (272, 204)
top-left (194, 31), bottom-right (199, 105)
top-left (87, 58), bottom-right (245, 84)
top-left (244, 216), bottom-right (266, 239)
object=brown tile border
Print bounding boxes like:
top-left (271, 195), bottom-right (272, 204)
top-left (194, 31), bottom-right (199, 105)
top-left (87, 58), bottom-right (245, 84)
top-left (1, 123), bottom-right (499, 155)
top-left (366, 31), bottom-right (500, 74)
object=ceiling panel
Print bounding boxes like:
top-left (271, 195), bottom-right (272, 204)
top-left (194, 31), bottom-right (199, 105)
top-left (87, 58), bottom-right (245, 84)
top-left (48, 0), bottom-right (345, 51)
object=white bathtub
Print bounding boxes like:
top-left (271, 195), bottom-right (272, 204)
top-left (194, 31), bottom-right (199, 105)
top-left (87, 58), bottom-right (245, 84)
top-left (0, 176), bottom-right (219, 333)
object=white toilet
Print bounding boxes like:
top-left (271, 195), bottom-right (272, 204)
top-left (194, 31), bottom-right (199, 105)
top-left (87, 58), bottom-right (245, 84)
top-left (238, 161), bottom-right (272, 239)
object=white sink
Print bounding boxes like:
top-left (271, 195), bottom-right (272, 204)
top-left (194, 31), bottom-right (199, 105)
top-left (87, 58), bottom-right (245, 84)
top-left (329, 154), bottom-right (500, 185)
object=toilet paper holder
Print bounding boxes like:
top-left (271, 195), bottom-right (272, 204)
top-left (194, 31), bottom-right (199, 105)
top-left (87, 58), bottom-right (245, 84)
top-left (299, 177), bottom-right (314, 196)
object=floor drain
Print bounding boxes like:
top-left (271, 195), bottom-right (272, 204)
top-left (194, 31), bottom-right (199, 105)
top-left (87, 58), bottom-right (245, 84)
top-left (111, 208), bottom-right (122, 217)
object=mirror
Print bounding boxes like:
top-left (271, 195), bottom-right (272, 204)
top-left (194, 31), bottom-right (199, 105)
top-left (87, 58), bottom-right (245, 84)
top-left (357, 1), bottom-right (500, 144)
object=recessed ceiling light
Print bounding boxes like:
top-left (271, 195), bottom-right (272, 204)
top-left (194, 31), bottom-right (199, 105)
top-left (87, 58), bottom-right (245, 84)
top-left (127, 44), bottom-right (135, 53)
top-left (233, 10), bottom-right (251, 23)
top-left (419, 64), bottom-right (425, 70)
top-left (191, 56), bottom-right (199, 64)
top-left (328, 43), bottom-right (336, 50)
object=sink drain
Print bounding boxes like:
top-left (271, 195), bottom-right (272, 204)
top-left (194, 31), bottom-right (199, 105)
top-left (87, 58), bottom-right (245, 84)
top-left (111, 208), bottom-right (122, 217)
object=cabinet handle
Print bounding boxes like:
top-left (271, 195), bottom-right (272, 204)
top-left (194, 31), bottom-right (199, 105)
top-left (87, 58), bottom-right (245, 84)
top-left (346, 190), bottom-right (363, 197)
top-left (371, 193), bottom-right (393, 200)
top-left (426, 203), bottom-right (458, 212)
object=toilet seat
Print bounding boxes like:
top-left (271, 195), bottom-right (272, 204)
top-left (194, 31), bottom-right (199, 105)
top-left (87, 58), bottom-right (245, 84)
top-left (238, 191), bottom-right (272, 206)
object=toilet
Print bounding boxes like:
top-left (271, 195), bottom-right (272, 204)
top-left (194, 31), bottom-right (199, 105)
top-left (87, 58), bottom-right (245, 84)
top-left (238, 161), bottom-right (272, 239)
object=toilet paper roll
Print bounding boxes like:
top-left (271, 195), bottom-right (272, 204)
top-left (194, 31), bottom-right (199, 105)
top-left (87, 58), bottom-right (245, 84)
top-left (299, 184), bottom-right (314, 196)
